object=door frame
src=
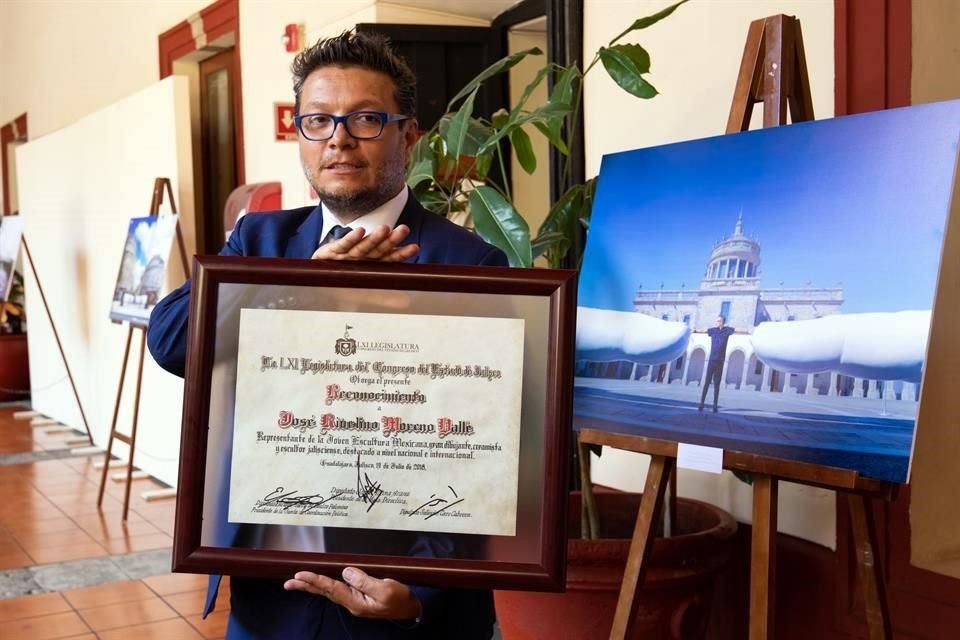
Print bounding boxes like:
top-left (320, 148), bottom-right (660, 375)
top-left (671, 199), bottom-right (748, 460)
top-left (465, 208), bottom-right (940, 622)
top-left (0, 113), bottom-right (28, 215)
top-left (158, 0), bottom-right (245, 254)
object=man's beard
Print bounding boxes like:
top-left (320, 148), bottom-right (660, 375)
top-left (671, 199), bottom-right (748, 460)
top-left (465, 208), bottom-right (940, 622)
top-left (308, 160), bottom-right (406, 220)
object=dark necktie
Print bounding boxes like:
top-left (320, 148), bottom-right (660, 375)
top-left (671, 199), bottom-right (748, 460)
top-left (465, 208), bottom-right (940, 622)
top-left (320, 224), bottom-right (352, 247)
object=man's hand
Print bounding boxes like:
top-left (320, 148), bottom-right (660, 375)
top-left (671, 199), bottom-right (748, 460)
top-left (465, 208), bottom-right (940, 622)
top-left (312, 224), bottom-right (419, 262)
top-left (283, 567), bottom-right (422, 621)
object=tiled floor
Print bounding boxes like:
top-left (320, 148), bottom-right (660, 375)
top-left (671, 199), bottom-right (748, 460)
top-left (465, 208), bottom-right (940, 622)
top-left (0, 405), bottom-right (230, 639)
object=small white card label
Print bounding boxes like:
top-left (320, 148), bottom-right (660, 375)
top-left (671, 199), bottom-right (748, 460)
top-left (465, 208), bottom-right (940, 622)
top-left (676, 443), bottom-right (724, 474)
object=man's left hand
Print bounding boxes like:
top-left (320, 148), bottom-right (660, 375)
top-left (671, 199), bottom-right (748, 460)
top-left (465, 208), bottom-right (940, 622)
top-left (284, 567), bottom-right (422, 621)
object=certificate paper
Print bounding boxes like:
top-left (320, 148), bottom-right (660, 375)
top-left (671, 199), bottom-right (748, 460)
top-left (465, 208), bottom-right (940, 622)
top-left (229, 308), bottom-right (525, 536)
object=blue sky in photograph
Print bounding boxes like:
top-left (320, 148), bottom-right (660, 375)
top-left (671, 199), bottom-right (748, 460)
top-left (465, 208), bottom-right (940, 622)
top-left (579, 100), bottom-right (960, 313)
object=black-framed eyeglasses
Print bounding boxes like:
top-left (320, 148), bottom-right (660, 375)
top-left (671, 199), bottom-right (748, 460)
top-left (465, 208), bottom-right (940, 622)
top-left (293, 111), bottom-right (411, 141)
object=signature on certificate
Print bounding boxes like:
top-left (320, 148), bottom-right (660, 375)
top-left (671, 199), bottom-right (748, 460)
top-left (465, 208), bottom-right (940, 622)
top-left (408, 485), bottom-right (465, 520)
top-left (256, 487), bottom-right (344, 514)
top-left (356, 452), bottom-right (385, 512)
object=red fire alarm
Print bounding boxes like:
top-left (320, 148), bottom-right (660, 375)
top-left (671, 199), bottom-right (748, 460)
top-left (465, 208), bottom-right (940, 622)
top-left (283, 24), bottom-right (304, 53)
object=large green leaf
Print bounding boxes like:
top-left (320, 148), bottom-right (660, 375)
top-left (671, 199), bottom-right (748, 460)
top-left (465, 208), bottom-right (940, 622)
top-left (609, 0), bottom-right (688, 45)
top-left (599, 46), bottom-right (658, 99)
top-left (447, 47), bottom-right (543, 110)
top-left (469, 185), bottom-right (531, 268)
top-left (611, 43), bottom-right (651, 74)
top-left (551, 64), bottom-right (579, 111)
top-left (438, 114), bottom-right (492, 157)
top-left (514, 65), bottom-right (551, 114)
top-left (441, 87), bottom-right (479, 164)
top-left (415, 188), bottom-right (449, 216)
top-left (491, 108), bottom-right (510, 130)
top-left (476, 101), bottom-right (573, 156)
top-left (406, 158), bottom-right (435, 189)
top-left (533, 121), bottom-right (569, 155)
top-left (510, 127), bottom-right (536, 174)
top-left (539, 183), bottom-right (584, 237)
top-left (533, 65), bottom-right (579, 157)
top-left (531, 232), bottom-right (569, 261)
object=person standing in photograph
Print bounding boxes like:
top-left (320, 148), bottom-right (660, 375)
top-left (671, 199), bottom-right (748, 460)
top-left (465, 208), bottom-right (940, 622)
top-left (699, 315), bottom-right (735, 413)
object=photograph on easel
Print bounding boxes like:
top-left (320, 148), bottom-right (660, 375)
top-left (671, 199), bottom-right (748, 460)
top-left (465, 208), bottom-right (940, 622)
top-left (109, 214), bottom-right (177, 325)
top-left (0, 215), bottom-right (23, 302)
top-left (575, 100), bottom-right (960, 483)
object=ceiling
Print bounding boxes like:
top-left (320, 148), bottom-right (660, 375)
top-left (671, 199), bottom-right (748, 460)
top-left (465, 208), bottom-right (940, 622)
top-left (384, 0), bottom-right (524, 22)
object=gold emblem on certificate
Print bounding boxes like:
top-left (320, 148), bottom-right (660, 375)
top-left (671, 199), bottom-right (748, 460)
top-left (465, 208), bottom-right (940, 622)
top-left (229, 308), bottom-right (525, 536)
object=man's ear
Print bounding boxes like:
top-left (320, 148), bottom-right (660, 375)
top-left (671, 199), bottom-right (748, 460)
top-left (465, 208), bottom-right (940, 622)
top-left (403, 119), bottom-right (420, 150)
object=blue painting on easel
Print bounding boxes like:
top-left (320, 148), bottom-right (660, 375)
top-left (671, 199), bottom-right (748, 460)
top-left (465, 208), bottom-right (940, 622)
top-left (109, 215), bottom-right (177, 326)
top-left (575, 100), bottom-right (960, 483)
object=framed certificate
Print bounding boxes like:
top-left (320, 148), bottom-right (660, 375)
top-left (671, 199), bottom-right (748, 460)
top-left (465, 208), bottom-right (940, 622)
top-left (172, 256), bottom-right (576, 591)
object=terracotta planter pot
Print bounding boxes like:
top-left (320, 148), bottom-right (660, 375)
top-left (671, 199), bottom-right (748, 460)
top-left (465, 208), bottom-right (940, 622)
top-left (495, 490), bottom-right (737, 640)
top-left (0, 333), bottom-right (30, 401)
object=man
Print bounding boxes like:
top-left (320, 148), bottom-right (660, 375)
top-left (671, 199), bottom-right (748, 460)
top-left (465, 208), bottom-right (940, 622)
top-left (699, 315), bottom-right (735, 413)
top-left (148, 31), bottom-right (505, 639)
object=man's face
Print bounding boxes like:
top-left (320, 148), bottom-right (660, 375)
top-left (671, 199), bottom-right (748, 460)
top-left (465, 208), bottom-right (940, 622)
top-left (715, 316), bottom-right (725, 328)
top-left (297, 65), bottom-right (417, 218)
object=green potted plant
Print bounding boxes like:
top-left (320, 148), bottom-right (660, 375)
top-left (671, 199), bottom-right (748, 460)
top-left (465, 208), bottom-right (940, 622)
top-left (406, 2), bottom-right (739, 637)
top-left (409, 1), bottom-right (689, 269)
top-left (0, 270), bottom-right (31, 401)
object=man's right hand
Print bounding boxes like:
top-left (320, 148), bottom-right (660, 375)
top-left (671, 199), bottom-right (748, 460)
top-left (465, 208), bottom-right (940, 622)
top-left (311, 224), bottom-right (419, 262)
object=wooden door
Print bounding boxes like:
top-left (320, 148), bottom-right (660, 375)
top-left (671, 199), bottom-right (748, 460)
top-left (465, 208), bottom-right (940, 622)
top-left (199, 48), bottom-right (240, 254)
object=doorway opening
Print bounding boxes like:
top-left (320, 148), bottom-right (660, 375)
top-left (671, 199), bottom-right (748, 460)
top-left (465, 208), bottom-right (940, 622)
top-left (159, 0), bottom-right (244, 254)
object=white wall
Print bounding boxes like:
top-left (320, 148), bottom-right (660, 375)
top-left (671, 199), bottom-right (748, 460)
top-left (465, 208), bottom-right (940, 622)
top-left (583, 0), bottom-right (837, 548)
top-left (0, 0), bottom-right (211, 139)
top-left (17, 77), bottom-right (194, 486)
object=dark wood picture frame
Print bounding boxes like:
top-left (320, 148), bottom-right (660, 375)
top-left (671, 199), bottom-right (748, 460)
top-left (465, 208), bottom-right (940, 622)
top-left (172, 255), bottom-right (576, 591)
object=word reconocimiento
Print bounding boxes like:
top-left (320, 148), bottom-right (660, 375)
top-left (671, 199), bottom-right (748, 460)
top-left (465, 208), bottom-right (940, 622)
top-left (324, 384), bottom-right (426, 406)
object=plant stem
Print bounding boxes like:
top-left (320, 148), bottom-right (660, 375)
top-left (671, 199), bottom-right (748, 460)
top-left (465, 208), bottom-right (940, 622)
top-left (496, 142), bottom-right (513, 204)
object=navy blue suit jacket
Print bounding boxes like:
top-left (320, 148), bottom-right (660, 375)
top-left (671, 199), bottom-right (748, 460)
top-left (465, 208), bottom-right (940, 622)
top-left (147, 193), bottom-right (507, 639)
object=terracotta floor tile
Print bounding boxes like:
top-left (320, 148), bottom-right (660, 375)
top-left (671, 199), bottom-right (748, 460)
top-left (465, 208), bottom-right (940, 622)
top-left (142, 573), bottom-right (210, 596)
top-left (4, 514), bottom-right (78, 536)
top-left (29, 477), bottom-right (92, 494)
top-left (97, 616), bottom-right (204, 639)
top-left (160, 589), bottom-right (206, 617)
top-left (16, 528), bottom-right (100, 553)
top-left (160, 585), bottom-right (229, 618)
top-left (55, 500), bottom-right (122, 517)
top-left (77, 597), bottom-right (177, 632)
top-left (25, 540), bottom-right (107, 564)
top-left (61, 579), bottom-right (156, 609)
top-left (0, 592), bottom-right (71, 622)
top-left (71, 512), bottom-right (157, 540)
top-left (0, 502), bottom-right (62, 524)
top-left (187, 610), bottom-right (230, 639)
top-left (0, 611), bottom-right (91, 640)
top-left (0, 547), bottom-right (33, 569)
top-left (101, 532), bottom-right (172, 555)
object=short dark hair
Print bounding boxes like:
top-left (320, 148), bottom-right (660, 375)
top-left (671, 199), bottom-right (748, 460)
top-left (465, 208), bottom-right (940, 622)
top-left (291, 31), bottom-right (417, 117)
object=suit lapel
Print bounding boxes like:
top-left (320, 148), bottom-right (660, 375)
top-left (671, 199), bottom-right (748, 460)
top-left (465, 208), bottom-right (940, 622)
top-left (396, 189), bottom-right (425, 264)
top-left (284, 204), bottom-right (324, 258)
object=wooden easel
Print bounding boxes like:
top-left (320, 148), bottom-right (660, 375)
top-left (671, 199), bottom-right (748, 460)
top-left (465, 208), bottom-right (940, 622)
top-left (581, 15), bottom-right (895, 640)
top-left (97, 177), bottom-right (189, 521)
top-left (19, 237), bottom-right (93, 444)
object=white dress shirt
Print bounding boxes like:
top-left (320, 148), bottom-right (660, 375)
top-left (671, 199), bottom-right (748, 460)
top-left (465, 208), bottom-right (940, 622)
top-left (319, 186), bottom-right (408, 247)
